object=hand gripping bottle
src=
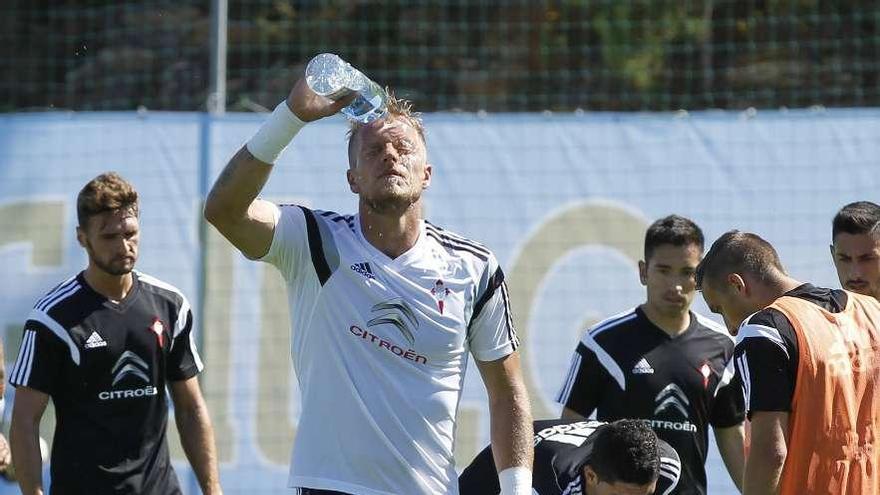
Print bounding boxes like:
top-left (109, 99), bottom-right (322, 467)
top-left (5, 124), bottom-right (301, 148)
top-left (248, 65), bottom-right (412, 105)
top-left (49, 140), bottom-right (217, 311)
top-left (305, 53), bottom-right (388, 123)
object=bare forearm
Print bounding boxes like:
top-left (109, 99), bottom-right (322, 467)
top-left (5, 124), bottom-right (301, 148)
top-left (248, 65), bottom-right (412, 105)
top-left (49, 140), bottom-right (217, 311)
top-left (204, 147), bottom-right (273, 225)
top-left (489, 388), bottom-right (533, 471)
top-left (205, 71), bottom-right (356, 226)
top-left (743, 446), bottom-right (786, 495)
top-left (176, 405), bottom-right (222, 494)
top-left (744, 412), bottom-right (789, 495)
top-left (715, 425), bottom-right (745, 491)
top-left (10, 420), bottom-right (44, 495)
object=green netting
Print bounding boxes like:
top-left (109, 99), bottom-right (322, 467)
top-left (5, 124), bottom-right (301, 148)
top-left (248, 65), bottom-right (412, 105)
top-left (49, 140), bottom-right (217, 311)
top-left (3, 1), bottom-right (879, 112)
top-left (1, 1), bottom-right (210, 112)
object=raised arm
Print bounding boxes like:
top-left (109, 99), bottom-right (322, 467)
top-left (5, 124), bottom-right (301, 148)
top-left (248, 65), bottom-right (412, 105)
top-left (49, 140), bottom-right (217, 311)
top-left (203, 77), bottom-right (350, 258)
top-left (476, 352), bottom-right (533, 495)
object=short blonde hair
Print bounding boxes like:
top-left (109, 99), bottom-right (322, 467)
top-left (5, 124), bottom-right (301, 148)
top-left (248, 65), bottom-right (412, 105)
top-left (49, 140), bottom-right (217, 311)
top-left (347, 90), bottom-right (426, 168)
top-left (77, 172), bottom-right (139, 227)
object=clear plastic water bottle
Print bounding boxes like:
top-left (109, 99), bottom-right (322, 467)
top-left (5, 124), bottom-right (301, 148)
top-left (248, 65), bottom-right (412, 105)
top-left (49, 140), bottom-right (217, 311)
top-left (305, 53), bottom-right (388, 124)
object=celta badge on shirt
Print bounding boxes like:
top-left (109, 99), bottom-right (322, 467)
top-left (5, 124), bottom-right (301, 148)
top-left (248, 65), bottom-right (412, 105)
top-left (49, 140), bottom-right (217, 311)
top-left (699, 362), bottom-right (712, 389)
top-left (431, 279), bottom-right (451, 314)
top-left (149, 318), bottom-right (166, 348)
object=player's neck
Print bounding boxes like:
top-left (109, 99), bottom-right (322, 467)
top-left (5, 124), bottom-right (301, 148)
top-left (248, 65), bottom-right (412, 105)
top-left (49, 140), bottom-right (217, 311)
top-left (358, 203), bottom-right (423, 259)
top-left (83, 266), bottom-right (134, 302)
top-left (640, 302), bottom-right (690, 337)
top-left (759, 274), bottom-right (803, 305)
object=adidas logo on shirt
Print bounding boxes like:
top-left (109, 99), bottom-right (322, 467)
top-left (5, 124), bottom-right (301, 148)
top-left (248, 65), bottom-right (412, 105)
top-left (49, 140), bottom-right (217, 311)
top-left (84, 331), bottom-right (108, 349)
top-left (350, 262), bottom-right (375, 280)
top-left (632, 357), bottom-right (654, 374)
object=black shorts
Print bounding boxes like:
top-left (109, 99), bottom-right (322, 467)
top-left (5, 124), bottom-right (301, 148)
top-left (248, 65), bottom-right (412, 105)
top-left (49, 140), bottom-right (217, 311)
top-left (296, 489), bottom-right (353, 495)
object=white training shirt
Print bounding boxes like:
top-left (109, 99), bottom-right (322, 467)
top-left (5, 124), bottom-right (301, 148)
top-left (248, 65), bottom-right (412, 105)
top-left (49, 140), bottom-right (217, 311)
top-left (259, 204), bottom-right (519, 495)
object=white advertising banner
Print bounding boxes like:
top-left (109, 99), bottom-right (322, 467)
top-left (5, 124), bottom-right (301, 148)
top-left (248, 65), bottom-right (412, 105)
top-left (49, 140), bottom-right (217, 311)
top-left (0, 109), bottom-right (877, 493)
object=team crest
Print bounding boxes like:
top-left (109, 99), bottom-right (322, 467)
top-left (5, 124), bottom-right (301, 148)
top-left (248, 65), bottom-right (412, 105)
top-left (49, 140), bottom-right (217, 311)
top-left (149, 318), bottom-right (166, 348)
top-left (430, 279), bottom-right (451, 314)
top-left (699, 361), bottom-right (712, 389)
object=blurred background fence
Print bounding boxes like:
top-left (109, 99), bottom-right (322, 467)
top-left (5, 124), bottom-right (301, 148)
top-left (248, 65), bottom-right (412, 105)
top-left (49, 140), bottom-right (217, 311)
top-left (3, 1), bottom-right (879, 113)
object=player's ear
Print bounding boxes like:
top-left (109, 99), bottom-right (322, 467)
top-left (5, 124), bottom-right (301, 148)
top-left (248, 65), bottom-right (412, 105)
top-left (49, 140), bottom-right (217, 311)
top-left (727, 273), bottom-right (746, 295)
top-left (76, 225), bottom-right (87, 249)
top-left (583, 465), bottom-right (599, 487)
top-left (638, 260), bottom-right (648, 285)
top-left (346, 168), bottom-right (359, 194)
top-left (422, 163), bottom-right (432, 190)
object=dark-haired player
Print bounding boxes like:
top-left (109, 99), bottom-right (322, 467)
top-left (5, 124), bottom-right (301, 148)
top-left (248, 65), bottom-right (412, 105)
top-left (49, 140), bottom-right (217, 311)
top-left (557, 215), bottom-right (745, 494)
top-left (698, 230), bottom-right (880, 494)
top-left (9, 172), bottom-right (221, 495)
top-left (460, 418), bottom-right (681, 495)
top-left (831, 201), bottom-right (880, 300)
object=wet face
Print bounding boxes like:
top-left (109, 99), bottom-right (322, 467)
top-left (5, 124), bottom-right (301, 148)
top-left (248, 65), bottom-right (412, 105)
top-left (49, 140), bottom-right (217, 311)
top-left (584, 467), bottom-right (657, 495)
top-left (346, 118), bottom-right (431, 215)
top-left (77, 209), bottom-right (139, 276)
top-left (639, 243), bottom-right (701, 319)
top-left (700, 278), bottom-right (756, 334)
top-left (832, 232), bottom-right (880, 299)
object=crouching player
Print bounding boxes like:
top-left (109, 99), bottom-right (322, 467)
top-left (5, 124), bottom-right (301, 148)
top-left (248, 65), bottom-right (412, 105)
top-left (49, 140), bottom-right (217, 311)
top-left (460, 419), bottom-right (680, 495)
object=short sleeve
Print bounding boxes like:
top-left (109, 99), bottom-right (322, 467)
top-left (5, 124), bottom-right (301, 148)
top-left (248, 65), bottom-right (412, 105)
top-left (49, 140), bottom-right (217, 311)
top-left (734, 309), bottom-right (799, 419)
top-left (258, 203), bottom-right (311, 281)
top-left (657, 440), bottom-right (682, 495)
top-left (9, 322), bottom-right (65, 395)
top-left (167, 309), bottom-right (204, 382)
top-left (709, 360), bottom-right (746, 427)
top-left (555, 342), bottom-right (603, 417)
top-left (466, 261), bottom-right (519, 362)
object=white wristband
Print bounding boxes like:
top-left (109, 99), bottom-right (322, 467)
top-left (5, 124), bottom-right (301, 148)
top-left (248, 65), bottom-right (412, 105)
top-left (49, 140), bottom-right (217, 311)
top-left (499, 466), bottom-right (532, 495)
top-left (246, 101), bottom-right (306, 164)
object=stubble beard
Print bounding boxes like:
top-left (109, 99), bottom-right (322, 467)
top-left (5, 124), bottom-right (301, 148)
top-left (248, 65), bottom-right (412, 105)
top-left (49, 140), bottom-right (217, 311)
top-left (96, 258), bottom-right (134, 276)
top-left (363, 188), bottom-right (421, 216)
top-left (86, 241), bottom-right (135, 276)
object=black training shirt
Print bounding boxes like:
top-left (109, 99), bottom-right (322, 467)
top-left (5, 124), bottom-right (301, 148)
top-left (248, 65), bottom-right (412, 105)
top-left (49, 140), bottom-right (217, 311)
top-left (10, 271), bottom-right (203, 495)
